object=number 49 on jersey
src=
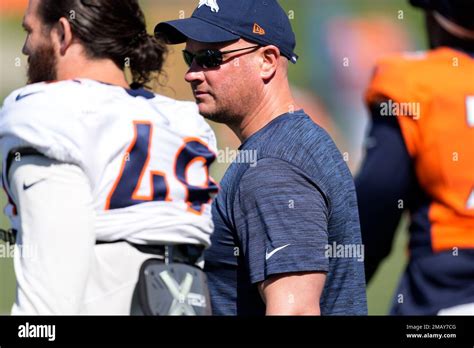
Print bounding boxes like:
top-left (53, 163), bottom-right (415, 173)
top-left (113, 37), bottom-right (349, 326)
top-left (106, 121), bottom-right (218, 214)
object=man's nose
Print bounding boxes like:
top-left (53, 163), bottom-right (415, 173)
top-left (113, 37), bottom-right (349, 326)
top-left (22, 41), bottom-right (28, 56)
top-left (184, 60), bottom-right (205, 84)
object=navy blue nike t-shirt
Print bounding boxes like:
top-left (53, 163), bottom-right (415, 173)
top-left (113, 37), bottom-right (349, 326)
top-left (204, 111), bottom-right (367, 315)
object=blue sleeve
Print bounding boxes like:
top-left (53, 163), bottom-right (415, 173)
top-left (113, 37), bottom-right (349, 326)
top-left (355, 103), bottom-right (415, 282)
top-left (233, 158), bottom-right (330, 285)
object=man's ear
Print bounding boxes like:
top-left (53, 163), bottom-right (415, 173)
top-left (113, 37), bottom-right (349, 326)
top-left (54, 17), bottom-right (73, 55)
top-left (259, 45), bottom-right (279, 81)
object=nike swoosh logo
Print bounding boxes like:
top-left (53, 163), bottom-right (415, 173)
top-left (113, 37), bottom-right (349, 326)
top-left (16, 91), bottom-right (42, 101)
top-left (265, 244), bottom-right (291, 261)
top-left (23, 178), bottom-right (47, 191)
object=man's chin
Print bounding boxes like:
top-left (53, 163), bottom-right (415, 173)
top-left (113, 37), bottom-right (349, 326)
top-left (198, 108), bottom-right (221, 123)
top-left (194, 98), bottom-right (236, 124)
top-left (196, 102), bottom-right (216, 118)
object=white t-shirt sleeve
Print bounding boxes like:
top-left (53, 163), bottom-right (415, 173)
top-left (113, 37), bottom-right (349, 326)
top-left (8, 155), bottom-right (95, 315)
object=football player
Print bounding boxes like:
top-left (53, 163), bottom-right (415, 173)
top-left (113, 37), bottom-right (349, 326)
top-left (0, 0), bottom-right (217, 315)
top-left (357, 0), bottom-right (474, 314)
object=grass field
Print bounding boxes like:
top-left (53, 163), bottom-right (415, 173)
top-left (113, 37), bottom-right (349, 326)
top-left (367, 222), bottom-right (408, 315)
top-left (0, 190), bottom-right (15, 315)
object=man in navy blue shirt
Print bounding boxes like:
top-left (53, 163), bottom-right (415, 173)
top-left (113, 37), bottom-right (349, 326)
top-left (156, 0), bottom-right (367, 315)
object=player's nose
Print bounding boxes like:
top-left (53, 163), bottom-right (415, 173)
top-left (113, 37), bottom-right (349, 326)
top-left (22, 41), bottom-right (29, 56)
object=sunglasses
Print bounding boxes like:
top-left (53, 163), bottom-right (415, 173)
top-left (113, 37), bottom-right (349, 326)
top-left (182, 45), bottom-right (260, 68)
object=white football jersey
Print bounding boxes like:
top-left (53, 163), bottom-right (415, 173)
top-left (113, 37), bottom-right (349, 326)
top-left (0, 79), bottom-right (218, 246)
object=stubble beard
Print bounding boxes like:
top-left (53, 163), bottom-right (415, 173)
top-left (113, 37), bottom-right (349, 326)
top-left (200, 105), bottom-right (241, 126)
top-left (198, 91), bottom-right (253, 128)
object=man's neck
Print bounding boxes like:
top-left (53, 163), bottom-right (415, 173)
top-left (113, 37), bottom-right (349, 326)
top-left (57, 58), bottom-right (130, 89)
top-left (233, 85), bottom-right (297, 142)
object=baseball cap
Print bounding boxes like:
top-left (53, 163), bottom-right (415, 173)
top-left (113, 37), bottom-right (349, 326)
top-left (154, 0), bottom-right (299, 64)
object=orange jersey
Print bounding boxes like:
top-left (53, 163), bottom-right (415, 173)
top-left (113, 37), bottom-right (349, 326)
top-left (366, 47), bottom-right (474, 253)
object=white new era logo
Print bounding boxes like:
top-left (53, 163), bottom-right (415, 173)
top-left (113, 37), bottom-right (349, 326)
top-left (198, 0), bottom-right (219, 13)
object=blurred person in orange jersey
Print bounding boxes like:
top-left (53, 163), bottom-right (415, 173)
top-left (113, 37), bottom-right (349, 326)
top-left (0, 0), bottom-right (28, 14)
top-left (357, 0), bottom-right (474, 315)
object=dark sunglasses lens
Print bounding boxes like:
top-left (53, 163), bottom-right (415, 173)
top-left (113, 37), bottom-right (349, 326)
top-left (196, 50), bottom-right (223, 68)
top-left (183, 49), bottom-right (224, 68)
top-left (183, 51), bottom-right (194, 67)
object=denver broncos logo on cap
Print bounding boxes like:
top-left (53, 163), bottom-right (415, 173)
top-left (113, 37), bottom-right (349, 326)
top-left (198, 0), bottom-right (220, 13)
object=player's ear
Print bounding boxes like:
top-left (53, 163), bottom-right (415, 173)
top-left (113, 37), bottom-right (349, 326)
top-left (55, 17), bottom-right (74, 55)
top-left (259, 45), bottom-right (279, 81)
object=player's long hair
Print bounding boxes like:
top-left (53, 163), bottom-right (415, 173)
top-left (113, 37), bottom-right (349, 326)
top-left (38, 0), bottom-right (167, 88)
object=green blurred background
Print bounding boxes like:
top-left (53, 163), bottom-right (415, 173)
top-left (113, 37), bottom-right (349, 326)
top-left (0, 0), bottom-right (425, 315)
